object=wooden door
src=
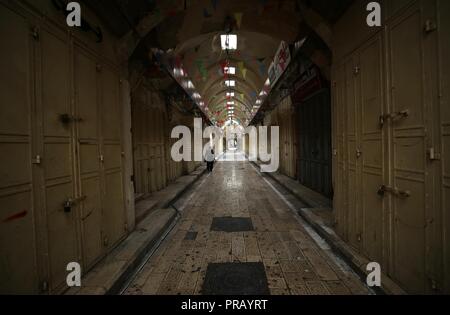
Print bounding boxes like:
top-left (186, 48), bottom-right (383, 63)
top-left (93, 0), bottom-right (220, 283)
top-left (38, 25), bottom-right (79, 292)
top-left (387, 1), bottom-right (435, 293)
top-left (358, 33), bottom-right (385, 265)
top-left (0, 4), bottom-right (39, 294)
top-left (74, 45), bottom-right (103, 269)
top-left (100, 65), bottom-right (126, 249)
top-left (333, 63), bottom-right (348, 241)
top-left (345, 57), bottom-right (361, 250)
top-left (437, 0), bottom-right (450, 294)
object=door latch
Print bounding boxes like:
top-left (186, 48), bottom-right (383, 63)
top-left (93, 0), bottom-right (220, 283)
top-left (379, 109), bottom-right (410, 127)
top-left (62, 196), bottom-right (87, 213)
top-left (378, 185), bottom-right (411, 198)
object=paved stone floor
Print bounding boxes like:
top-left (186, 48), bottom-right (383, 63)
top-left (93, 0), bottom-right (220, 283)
top-left (124, 154), bottom-right (371, 295)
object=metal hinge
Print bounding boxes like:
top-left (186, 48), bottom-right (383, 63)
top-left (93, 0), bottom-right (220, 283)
top-left (103, 235), bottom-right (109, 247)
top-left (99, 155), bottom-right (104, 162)
top-left (353, 66), bottom-right (360, 75)
top-left (428, 148), bottom-right (441, 161)
top-left (424, 20), bottom-right (437, 34)
top-left (32, 155), bottom-right (42, 165)
top-left (31, 27), bottom-right (39, 41)
top-left (356, 149), bottom-right (362, 159)
top-left (41, 280), bottom-right (49, 292)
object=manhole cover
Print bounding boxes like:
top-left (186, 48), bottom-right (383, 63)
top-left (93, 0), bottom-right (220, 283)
top-left (202, 263), bottom-right (269, 295)
top-left (210, 217), bottom-right (254, 232)
top-left (184, 231), bottom-right (198, 240)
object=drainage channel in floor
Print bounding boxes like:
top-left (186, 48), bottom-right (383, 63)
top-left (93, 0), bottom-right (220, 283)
top-left (210, 217), bottom-right (254, 232)
top-left (202, 262), bottom-right (270, 295)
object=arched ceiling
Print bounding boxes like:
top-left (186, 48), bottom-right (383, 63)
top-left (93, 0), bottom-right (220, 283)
top-left (132, 0), bottom-right (306, 126)
top-left (84, 0), bottom-right (353, 126)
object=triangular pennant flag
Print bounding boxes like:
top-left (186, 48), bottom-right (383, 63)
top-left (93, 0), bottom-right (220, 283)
top-left (234, 12), bottom-right (243, 29)
top-left (238, 61), bottom-right (245, 73)
top-left (258, 61), bottom-right (266, 76)
top-left (211, 0), bottom-right (218, 10)
top-left (203, 8), bottom-right (212, 18)
top-left (242, 68), bottom-right (247, 79)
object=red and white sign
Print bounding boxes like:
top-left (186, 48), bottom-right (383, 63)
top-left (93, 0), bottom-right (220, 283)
top-left (268, 41), bottom-right (291, 88)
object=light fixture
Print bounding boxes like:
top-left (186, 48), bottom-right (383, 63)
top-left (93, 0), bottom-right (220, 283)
top-left (183, 80), bottom-right (195, 89)
top-left (225, 80), bottom-right (235, 87)
top-left (192, 92), bottom-right (201, 99)
top-left (259, 90), bottom-right (267, 96)
top-left (256, 100), bottom-right (262, 105)
top-left (173, 68), bottom-right (185, 78)
top-left (224, 66), bottom-right (236, 75)
top-left (221, 34), bottom-right (237, 50)
top-left (226, 92), bottom-right (235, 97)
top-left (264, 78), bottom-right (270, 86)
top-left (227, 101), bottom-right (235, 105)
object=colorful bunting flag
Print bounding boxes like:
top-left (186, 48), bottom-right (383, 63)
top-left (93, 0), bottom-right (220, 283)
top-left (234, 12), bottom-right (243, 29)
top-left (242, 68), bottom-right (247, 79)
top-left (211, 0), bottom-right (218, 10)
top-left (203, 8), bottom-right (212, 18)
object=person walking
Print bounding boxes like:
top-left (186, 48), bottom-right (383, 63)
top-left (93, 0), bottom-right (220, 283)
top-left (205, 146), bottom-right (215, 172)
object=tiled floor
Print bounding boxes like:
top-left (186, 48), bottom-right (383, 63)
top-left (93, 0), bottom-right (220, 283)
top-left (124, 156), bottom-right (371, 295)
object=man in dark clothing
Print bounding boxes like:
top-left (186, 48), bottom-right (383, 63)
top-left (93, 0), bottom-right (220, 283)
top-left (205, 148), bottom-right (215, 172)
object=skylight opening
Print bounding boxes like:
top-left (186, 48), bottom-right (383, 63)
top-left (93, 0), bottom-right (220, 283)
top-left (225, 80), bottom-right (236, 87)
top-left (221, 34), bottom-right (237, 50)
top-left (224, 66), bottom-right (236, 75)
top-left (183, 80), bottom-right (195, 89)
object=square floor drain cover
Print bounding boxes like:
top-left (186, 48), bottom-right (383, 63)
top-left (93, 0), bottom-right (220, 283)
top-left (184, 231), bottom-right (198, 240)
top-left (210, 217), bottom-right (254, 232)
top-left (202, 263), bottom-right (269, 295)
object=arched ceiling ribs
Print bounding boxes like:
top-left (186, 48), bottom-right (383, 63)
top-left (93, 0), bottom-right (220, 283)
top-left (208, 93), bottom-right (253, 113)
top-left (211, 99), bottom-right (252, 118)
top-left (201, 76), bottom-right (259, 104)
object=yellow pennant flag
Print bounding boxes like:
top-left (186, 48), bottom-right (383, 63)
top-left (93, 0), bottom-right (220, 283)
top-left (242, 68), bottom-right (247, 79)
top-left (238, 61), bottom-right (245, 73)
top-left (234, 12), bottom-right (243, 29)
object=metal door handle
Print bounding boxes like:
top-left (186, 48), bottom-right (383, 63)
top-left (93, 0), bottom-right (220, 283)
top-left (379, 109), bottom-right (409, 126)
top-left (63, 196), bottom-right (87, 213)
top-left (378, 185), bottom-right (410, 198)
